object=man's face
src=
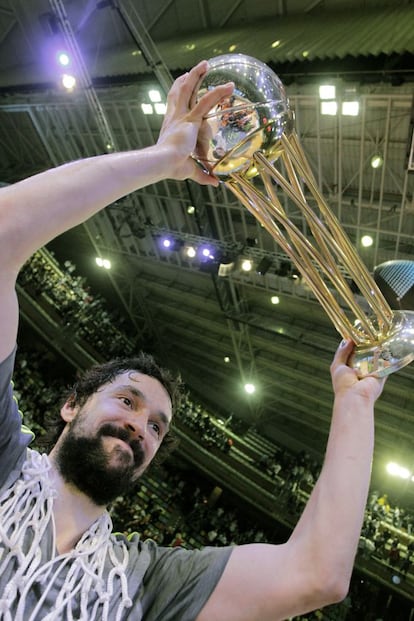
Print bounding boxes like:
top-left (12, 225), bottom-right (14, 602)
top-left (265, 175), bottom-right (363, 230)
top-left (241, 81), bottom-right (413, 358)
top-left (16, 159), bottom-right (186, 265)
top-left (54, 370), bottom-right (172, 506)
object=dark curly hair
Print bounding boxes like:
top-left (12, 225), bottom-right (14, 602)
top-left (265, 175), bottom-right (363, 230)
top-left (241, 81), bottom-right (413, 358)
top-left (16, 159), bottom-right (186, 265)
top-left (36, 352), bottom-right (183, 465)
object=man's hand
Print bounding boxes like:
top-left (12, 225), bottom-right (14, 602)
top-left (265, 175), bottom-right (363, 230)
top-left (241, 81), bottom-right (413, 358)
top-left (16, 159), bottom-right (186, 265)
top-left (157, 60), bottom-right (234, 186)
top-left (330, 338), bottom-right (386, 403)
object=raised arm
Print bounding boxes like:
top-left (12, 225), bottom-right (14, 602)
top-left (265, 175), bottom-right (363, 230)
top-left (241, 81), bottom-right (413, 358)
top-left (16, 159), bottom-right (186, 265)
top-left (0, 61), bottom-right (234, 362)
top-left (198, 339), bottom-right (385, 621)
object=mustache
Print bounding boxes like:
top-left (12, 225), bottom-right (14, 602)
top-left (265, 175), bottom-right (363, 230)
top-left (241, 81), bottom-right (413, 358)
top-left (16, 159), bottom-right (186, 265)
top-left (98, 423), bottom-right (144, 465)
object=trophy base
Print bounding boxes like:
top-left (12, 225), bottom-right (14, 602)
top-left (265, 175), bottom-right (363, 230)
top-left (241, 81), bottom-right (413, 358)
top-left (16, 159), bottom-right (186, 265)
top-left (351, 310), bottom-right (414, 378)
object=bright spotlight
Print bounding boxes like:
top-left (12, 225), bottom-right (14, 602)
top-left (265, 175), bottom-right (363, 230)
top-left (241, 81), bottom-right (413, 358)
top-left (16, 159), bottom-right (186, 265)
top-left (386, 462), bottom-right (400, 475)
top-left (386, 461), bottom-right (411, 479)
top-left (95, 257), bottom-right (111, 269)
top-left (154, 103), bottom-right (167, 115)
top-left (148, 89), bottom-right (161, 103)
top-left (141, 103), bottom-right (153, 115)
top-left (241, 259), bottom-right (253, 272)
top-left (342, 101), bottom-right (359, 116)
top-left (199, 246), bottom-right (215, 260)
top-left (61, 74), bottom-right (76, 90)
top-left (371, 154), bottom-right (383, 169)
top-left (159, 237), bottom-right (183, 252)
top-left (244, 383), bottom-right (256, 394)
top-left (184, 245), bottom-right (196, 258)
top-left (57, 51), bottom-right (70, 66)
top-left (319, 84), bottom-right (336, 100)
top-left (320, 101), bottom-right (338, 116)
top-left (361, 235), bottom-right (373, 248)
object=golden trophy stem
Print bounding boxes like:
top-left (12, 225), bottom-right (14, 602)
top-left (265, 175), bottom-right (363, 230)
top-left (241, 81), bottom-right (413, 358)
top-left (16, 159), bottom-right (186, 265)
top-left (282, 134), bottom-right (393, 327)
top-left (228, 176), bottom-right (369, 342)
top-left (225, 131), bottom-right (394, 345)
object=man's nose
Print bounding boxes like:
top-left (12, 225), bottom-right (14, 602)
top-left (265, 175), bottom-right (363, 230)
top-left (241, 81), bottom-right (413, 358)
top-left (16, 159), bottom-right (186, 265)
top-left (123, 412), bottom-right (148, 441)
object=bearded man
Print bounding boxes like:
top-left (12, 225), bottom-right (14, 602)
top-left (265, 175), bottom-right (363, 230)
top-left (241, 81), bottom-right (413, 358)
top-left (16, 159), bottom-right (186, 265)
top-left (0, 61), bottom-right (385, 621)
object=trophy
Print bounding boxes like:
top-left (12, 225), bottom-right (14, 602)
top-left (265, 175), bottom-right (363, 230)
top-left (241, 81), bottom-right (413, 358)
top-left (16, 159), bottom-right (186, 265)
top-left (192, 53), bottom-right (414, 378)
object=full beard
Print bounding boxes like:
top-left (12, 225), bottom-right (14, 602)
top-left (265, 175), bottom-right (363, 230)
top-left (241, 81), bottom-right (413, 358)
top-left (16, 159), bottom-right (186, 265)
top-left (55, 422), bottom-right (146, 506)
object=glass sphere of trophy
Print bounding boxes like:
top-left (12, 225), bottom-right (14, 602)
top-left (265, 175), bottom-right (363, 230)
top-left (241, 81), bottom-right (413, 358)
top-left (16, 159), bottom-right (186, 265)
top-left (192, 53), bottom-right (414, 378)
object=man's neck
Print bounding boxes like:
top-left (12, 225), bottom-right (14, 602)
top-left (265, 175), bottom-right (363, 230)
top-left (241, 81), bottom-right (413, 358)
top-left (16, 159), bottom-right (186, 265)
top-left (48, 456), bottom-right (106, 554)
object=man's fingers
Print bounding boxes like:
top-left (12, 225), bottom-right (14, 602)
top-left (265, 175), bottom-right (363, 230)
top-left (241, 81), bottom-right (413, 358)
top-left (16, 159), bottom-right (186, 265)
top-left (332, 338), bottom-right (354, 367)
top-left (192, 166), bottom-right (220, 187)
top-left (190, 82), bottom-right (235, 120)
top-left (168, 61), bottom-right (209, 114)
top-left (165, 61), bottom-right (234, 126)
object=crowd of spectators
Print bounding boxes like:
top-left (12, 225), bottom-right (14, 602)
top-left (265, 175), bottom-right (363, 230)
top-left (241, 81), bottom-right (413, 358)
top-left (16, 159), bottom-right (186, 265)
top-left (179, 397), bottom-right (234, 452)
top-left (9, 249), bottom-right (414, 619)
top-left (177, 391), bottom-right (414, 583)
top-left (17, 249), bottom-right (136, 359)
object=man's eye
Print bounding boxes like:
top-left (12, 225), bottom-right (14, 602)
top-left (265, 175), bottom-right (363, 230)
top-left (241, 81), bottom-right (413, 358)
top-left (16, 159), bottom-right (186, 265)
top-left (121, 397), bottom-right (132, 407)
top-left (150, 422), bottom-right (161, 436)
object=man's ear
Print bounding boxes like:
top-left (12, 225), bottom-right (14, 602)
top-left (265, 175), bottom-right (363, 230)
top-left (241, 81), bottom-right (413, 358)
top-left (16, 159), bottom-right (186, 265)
top-left (60, 399), bottom-right (79, 423)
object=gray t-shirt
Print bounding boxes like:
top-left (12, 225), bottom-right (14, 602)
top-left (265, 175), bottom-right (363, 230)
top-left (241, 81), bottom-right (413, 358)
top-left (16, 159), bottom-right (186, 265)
top-left (0, 349), bottom-right (232, 620)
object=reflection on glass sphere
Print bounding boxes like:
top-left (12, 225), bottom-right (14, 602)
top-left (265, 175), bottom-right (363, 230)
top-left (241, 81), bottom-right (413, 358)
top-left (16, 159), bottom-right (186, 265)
top-left (192, 53), bottom-right (293, 178)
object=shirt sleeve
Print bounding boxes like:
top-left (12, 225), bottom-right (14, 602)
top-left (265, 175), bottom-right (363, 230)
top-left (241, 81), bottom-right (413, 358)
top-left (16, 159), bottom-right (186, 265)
top-left (124, 535), bottom-right (233, 621)
top-left (0, 346), bottom-right (34, 491)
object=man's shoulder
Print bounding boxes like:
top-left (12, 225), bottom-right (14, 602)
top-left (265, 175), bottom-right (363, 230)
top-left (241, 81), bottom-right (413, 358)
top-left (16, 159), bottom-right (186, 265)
top-left (108, 531), bottom-right (193, 567)
top-left (0, 345), bottom-right (17, 396)
top-left (109, 530), bottom-right (232, 572)
top-left (110, 530), bottom-right (161, 556)
top-left (0, 448), bottom-right (42, 495)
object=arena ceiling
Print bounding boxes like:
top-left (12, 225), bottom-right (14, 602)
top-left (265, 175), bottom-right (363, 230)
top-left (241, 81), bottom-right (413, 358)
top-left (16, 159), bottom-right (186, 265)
top-left (1, 0), bottom-right (414, 512)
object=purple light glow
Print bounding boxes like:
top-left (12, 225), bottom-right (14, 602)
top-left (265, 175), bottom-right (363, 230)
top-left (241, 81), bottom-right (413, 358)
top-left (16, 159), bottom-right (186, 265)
top-left (200, 246), bottom-right (215, 259)
top-left (57, 51), bottom-right (70, 66)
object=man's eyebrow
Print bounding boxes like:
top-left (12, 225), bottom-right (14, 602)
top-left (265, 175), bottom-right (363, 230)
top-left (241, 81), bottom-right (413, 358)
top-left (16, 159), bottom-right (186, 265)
top-left (154, 411), bottom-right (171, 431)
top-left (115, 384), bottom-right (171, 429)
top-left (115, 384), bottom-right (144, 399)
